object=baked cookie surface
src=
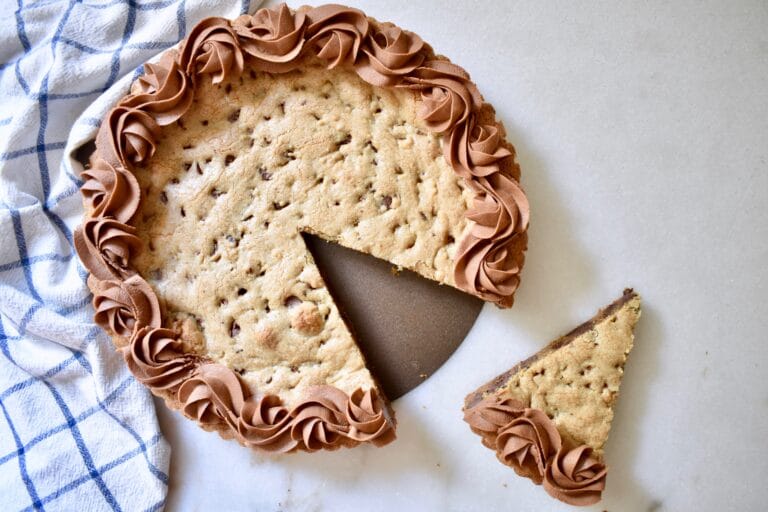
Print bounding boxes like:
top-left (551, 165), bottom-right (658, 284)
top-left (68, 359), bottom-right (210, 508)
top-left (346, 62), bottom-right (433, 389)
top-left (133, 62), bottom-right (473, 405)
top-left (463, 290), bottom-right (641, 505)
top-left (76, 3), bottom-right (529, 453)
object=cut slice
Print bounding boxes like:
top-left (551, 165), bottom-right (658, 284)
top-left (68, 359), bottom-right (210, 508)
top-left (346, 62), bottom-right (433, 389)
top-left (463, 289), bottom-right (641, 505)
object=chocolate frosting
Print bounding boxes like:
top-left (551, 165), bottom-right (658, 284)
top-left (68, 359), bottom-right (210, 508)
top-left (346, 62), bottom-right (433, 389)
top-left (89, 274), bottom-right (161, 338)
top-left (403, 60), bottom-right (483, 134)
top-left (96, 106), bottom-right (160, 167)
top-left (174, 362), bottom-right (393, 453)
top-left (123, 51), bottom-right (194, 126)
top-left (544, 445), bottom-right (608, 506)
top-left (304, 4), bottom-right (369, 69)
top-left (80, 158), bottom-right (141, 223)
top-left (447, 117), bottom-right (513, 180)
top-left (179, 17), bottom-right (244, 84)
top-left (355, 23), bottom-right (425, 86)
top-left (124, 327), bottom-right (196, 390)
top-left (74, 217), bottom-right (141, 280)
top-left (233, 4), bottom-right (307, 73)
top-left (464, 395), bottom-right (607, 506)
top-left (78, 3), bottom-right (531, 453)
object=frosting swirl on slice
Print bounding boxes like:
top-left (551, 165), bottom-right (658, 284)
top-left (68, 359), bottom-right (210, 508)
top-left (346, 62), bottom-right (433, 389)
top-left (464, 395), bottom-right (607, 506)
top-left (543, 445), bottom-right (608, 506)
top-left (496, 408), bottom-right (561, 483)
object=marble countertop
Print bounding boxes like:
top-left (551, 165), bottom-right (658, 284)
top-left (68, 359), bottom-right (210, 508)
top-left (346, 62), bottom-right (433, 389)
top-left (156, 1), bottom-right (768, 510)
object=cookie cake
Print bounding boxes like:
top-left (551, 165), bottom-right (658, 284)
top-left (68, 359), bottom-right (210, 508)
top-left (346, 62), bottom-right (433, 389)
top-left (75, 3), bottom-right (530, 453)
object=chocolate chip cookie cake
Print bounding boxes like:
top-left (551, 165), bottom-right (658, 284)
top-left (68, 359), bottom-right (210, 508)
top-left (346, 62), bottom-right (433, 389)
top-left (75, 3), bottom-right (529, 453)
top-left (463, 289), bottom-right (641, 505)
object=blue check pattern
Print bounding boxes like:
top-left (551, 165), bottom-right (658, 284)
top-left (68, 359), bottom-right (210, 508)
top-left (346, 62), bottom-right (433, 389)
top-left (0, 1), bottom-right (255, 510)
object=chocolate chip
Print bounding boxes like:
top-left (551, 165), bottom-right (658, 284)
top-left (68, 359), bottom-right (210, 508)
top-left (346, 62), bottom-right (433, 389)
top-left (259, 167), bottom-right (272, 181)
top-left (235, 368), bottom-right (246, 375)
top-left (382, 195), bottom-right (392, 209)
top-left (237, 288), bottom-right (247, 296)
top-left (227, 108), bottom-right (240, 123)
top-left (282, 148), bottom-right (296, 161)
top-left (225, 154), bottom-right (236, 165)
top-left (335, 133), bottom-right (352, 149)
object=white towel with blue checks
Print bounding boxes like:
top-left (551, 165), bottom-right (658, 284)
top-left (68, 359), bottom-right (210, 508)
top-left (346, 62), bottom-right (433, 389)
top-left (0, 1), bottom-right (260, 510)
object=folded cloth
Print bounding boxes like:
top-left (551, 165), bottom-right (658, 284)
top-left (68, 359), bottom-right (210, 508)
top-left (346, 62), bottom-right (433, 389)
top-left (0, 1), bottom-right (258, 510)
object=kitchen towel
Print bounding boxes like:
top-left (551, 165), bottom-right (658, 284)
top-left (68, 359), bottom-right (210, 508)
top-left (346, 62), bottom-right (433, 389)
top-left (0, 1), bottom-right (258, 510)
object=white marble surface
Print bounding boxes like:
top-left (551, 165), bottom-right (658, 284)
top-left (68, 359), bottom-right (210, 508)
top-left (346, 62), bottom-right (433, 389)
top-left (156, 1), bottom-right (768, 510)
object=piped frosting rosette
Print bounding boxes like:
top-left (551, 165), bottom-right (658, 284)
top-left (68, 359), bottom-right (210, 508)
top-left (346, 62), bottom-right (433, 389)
top-left (464, 396), bottom-right (607, 506)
